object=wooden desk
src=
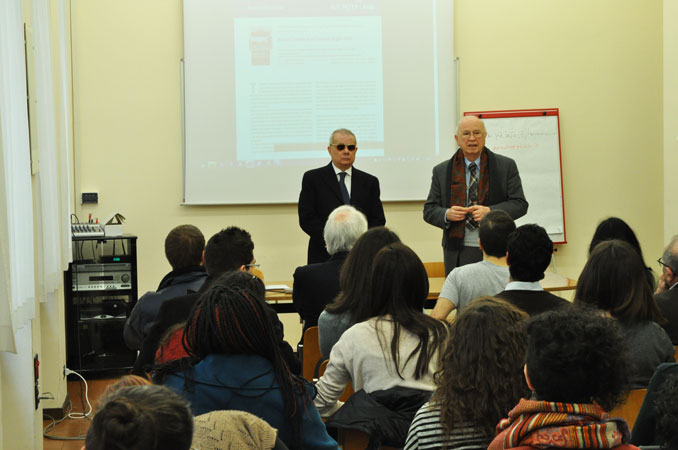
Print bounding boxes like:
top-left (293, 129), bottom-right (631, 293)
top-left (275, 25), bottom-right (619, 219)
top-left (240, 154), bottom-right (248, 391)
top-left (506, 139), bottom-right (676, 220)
top-left (265, 271), bottom-right (576, 313)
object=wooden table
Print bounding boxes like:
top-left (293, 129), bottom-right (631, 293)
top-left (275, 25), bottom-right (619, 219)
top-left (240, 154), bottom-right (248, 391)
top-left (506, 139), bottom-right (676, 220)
top-left (265, 271), bottom-right (576, 313)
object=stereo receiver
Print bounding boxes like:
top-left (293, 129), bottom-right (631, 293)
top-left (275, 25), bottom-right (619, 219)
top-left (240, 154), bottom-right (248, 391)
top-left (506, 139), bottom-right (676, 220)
top-left (72, 263), bottom-right (132, 291)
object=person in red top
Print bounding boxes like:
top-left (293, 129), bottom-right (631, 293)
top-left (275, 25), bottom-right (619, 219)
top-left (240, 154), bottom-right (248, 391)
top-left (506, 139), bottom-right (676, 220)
top-left (489, 306), bottom-right (639, 450)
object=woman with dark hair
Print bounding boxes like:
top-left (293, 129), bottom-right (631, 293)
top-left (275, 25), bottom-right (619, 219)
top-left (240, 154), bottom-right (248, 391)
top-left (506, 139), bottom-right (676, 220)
top-left (157, 277), bottom-right (338, 449)
top-left (153, 271), bottom-right (300, 373)
top-left (405, 297), bottom-right (529, 449)
top-left (318, 226), bottom-right (401, 357)
top-left (589, 217), bottom-right (655, 290)
top-left (84, 385), bottom-right (193, 450)
top-left (489, 307), bottom-right (638, 449)
top-left (314, 243), bottom-right (449, 416)
top-left (574, 240), bottom-right (674, 388)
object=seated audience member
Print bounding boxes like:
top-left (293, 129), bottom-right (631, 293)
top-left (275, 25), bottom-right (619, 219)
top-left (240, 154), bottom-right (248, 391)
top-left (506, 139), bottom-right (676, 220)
top-left (318, 226), bottom-right (401, 357)
top-left (654, 235), bottom-right (678, 344)
top-left (293, 205), bottom-right (367, 334)
top-left (405, 297), bottom-right (529, 450)
top-left (84, 385), bottom-right (193, 450)
top-left (630, 363), bottom-right (678, 446)
top-left (314, 243), bottom-right (449, 417)
top-left (489, 306), bottom-right (638, 450)
top-left (431, 210), bottom-right (514, 320)
top-left (133, 227), bottom-right (299, 376)
top-left (653, 372), bottom-right (678, 449)
top-left (193, 410), bottom-right (290, 450)
top-left (102, 375), bottom-right (151, 399)
top-left (124, 224), bottom-right (207, 350)
top-left (575, 240), bottom-right (674, 388)
top-left (152, 271), bottom-right (286, 368)
top-left (156, 278), bottom-right (338, 450)
top-left (589, 216), bottom-right (655, 290)
top-left (496, 224), bottom-right (568, 316)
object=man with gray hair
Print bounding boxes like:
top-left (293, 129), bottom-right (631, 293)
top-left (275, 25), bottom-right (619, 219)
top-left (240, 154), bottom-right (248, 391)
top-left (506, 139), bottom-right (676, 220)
top-left (655, 235), bottom-right (678, 344)
top-left (293, 205), bottom-right (368, 334)
top-left (298, 128), bottom-right (385, 264)
top-left (424, 115), bottom-right (528, 275)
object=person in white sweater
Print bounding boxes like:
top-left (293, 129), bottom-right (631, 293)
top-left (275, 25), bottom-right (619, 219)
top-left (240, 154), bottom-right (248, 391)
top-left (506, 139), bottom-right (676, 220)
top-left (314, 243), bottom-right (449, 416)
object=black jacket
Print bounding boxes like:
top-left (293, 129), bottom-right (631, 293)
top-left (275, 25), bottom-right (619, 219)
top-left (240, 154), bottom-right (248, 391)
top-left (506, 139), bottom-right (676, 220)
top-left (325, 387), bottom-right (432, 449)
top-left (292, 251), bottom-right (347, 332)
top-left (298, 163), bottom-right (385, 263)
top-left (123, 266), bottom-right (207, 350)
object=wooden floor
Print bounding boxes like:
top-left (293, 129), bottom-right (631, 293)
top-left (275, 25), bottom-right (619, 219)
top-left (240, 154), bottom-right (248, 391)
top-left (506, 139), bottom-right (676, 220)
top-left (42, 376), bottom-right (120, 450)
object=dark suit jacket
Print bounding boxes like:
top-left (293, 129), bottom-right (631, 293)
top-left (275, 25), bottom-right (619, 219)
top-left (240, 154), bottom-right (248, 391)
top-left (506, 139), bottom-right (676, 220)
top-left (655, 287), bottom-right (678, 344)
top-left (299, 163), bottom-right (385, 263)
top-left (132, 275), bottom-right (300, 375)
top-left (496, 289), bottom-right (569, 317)
top-left (423, 147), bottom-right (528, 250)
top-left (292, 251), bottom-right (347, 332)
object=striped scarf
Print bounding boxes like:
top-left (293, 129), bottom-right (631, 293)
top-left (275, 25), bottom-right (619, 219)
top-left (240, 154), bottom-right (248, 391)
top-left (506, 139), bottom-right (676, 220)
top-left (488, 399), bottom-right (631, 450)
top-left (447, 148), bottom-right (489, 242)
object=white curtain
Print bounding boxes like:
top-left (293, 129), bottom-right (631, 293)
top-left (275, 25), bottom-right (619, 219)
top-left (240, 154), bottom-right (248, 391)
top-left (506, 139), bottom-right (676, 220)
top-left (32, 0), bottom-right (69, 304)
top-left (57, 0), bottom-right (74, 269)
top-left (0, 0), bottom-right (36, 352)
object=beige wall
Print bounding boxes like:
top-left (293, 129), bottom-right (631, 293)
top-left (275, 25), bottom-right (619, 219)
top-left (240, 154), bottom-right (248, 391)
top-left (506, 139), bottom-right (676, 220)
top-left (456, 0), bottom-right (665, 276)
top-left (72, 0), bottom-right (666, 286)
top-left (665, 0), bottom-right (678, 238)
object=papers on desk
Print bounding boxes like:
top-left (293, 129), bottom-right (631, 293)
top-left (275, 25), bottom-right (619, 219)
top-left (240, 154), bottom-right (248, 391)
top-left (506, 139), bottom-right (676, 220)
top-left (265, 284), bottom-right (292, 294)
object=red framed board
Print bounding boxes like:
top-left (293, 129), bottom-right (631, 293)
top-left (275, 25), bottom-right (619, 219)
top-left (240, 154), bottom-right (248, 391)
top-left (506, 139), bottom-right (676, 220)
top-left (464, 108), bottom-right (566, 244)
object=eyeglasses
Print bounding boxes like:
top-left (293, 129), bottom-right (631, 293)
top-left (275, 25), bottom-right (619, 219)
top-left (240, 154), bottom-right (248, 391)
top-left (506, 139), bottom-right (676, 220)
top-left (460, 130), bottom-right (485, 139)
top-left (657, 257), bottom-right (670, 270)
top-left (331, 144), bottom-right (356, 151)
top-left (245, 263), bottom-right (260, 269)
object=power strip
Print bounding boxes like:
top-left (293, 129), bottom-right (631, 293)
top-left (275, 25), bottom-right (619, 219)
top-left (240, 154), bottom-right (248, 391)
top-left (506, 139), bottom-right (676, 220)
top-left (71, 223), bottom-right (105, 238)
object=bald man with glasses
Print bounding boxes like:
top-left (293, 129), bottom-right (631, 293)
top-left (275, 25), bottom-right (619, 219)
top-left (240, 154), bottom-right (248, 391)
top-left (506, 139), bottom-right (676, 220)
top-left (424, 115), bottom-right (528, 275)
top-left (298, 128), bottom-right (385, 264)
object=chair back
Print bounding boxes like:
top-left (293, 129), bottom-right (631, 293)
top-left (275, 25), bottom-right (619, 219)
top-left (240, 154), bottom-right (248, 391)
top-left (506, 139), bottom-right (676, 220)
top-left (251, 267), bottom-right (264, 281)
top-left (302, 326), bottom-right (323, 382)
top-left (338, 429), bottom-right (398, 450)
top-left (318, 360), bottom-right (354, 402)
top-left (608, 388), bottom-right (647, 430)
top-left (423, 262), bottom-right (445, 278)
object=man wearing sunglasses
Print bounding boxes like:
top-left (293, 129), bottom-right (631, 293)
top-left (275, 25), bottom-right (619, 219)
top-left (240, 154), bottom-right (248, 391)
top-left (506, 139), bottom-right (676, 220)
top-left (655, 235), bottom-right (678, 344)
top-left (299, 128), bottom-right (385, 264)
top-left (424, 115), bottom-right (528, 275)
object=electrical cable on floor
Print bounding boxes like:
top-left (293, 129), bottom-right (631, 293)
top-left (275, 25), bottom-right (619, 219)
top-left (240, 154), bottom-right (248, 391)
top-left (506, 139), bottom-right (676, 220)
top-left (43, 401), bottom-right (89, 441)
top-left (66, 368), bottom-right (93, 419)
top-left (42, 368), bottom-right (93, 441)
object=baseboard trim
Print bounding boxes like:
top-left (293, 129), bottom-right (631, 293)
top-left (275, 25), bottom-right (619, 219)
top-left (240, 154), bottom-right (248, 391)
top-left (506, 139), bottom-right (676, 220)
top-left (43, 392), bottom-right (70, 421)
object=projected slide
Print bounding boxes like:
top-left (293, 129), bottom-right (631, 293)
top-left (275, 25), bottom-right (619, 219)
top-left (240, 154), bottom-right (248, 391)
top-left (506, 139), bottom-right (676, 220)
top-left (234, 10), bottom-right (384, 160)
top-left (183, 0), bottom-right (455, 204)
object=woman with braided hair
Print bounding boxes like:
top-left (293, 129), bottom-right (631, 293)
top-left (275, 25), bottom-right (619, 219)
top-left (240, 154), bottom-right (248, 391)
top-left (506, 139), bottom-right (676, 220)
top-left (157, 273), bottom-right (338, 450)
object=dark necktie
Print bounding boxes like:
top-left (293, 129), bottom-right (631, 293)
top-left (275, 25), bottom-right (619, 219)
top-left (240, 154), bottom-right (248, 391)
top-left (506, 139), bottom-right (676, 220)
top-left (339, 172), bottom-right (350, 205)
top-left (466, 162), bottom-right (478, 230)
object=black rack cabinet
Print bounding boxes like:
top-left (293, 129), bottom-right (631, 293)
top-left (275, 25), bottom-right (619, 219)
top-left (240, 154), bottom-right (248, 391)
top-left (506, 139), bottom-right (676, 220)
top-left (65, 235), bottom-right (138, 372)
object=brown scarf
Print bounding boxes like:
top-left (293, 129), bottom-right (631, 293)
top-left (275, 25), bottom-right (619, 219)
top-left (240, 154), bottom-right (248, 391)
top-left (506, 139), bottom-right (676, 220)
top-left (447, 148), bottom-right (489, 243)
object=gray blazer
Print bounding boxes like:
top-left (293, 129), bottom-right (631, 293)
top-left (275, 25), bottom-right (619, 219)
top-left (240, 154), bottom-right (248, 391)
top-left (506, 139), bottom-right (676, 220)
top-left (423, 147), bottom-right (528, 248)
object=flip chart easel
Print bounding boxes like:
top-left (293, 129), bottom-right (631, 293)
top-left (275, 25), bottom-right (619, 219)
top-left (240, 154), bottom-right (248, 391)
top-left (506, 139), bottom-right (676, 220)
top-left (465, 108), bottom-right (566, 243)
